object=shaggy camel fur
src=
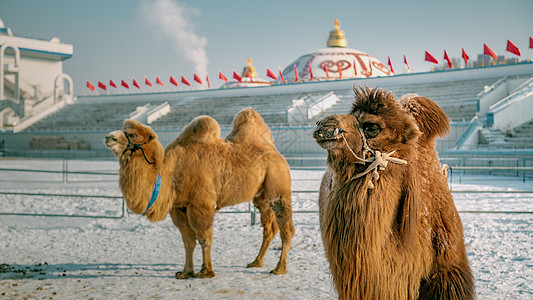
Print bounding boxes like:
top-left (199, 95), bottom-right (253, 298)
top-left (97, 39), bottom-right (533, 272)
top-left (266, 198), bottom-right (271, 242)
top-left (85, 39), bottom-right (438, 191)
top-left (105, 108), bottom-right (294, 278)
top-left (313, 87), bottom-right (474, 299)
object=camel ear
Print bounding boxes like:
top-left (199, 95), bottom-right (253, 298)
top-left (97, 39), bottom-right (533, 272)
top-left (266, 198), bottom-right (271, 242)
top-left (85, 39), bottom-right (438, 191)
top-left (403, 121), bottom-right (422, 144)
top-left (123, 119), bottom-right (136, 129)
top-left (400, 95), bottom-right (450, 141)
top-left (148, 131), bottom-right (157, 142)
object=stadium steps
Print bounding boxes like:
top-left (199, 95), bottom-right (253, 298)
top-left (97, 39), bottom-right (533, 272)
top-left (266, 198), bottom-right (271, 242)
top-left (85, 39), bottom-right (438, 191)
top-left (24, 101), bottom-right (167, 131)
top-left (478, 118), bottom-right (533, 149)
top-left (21, 75), bottom-right (502, 132)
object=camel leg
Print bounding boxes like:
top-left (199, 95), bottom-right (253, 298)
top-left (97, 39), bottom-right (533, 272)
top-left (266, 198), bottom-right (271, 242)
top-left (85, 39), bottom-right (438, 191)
top-left (194, 228), bottom-right (215, 278)
top-left (169, 207), bottom-right (196, 279)
top-left (186, 201), bottom-right (216, 278)
top-left (247, 201), bottom-right (279, 268)
top-left (269, 195), bottom-right (295, 275)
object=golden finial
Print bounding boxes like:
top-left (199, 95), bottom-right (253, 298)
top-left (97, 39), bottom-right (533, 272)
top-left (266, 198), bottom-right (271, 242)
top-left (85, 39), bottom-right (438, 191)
top-left (327, 18), bottom-right (347, 48)
top-left (242, 57), bottom-right (257, 78)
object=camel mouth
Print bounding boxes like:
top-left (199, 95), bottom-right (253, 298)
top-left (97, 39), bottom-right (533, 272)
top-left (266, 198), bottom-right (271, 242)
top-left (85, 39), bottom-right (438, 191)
top-left (105, 135), bottom-right (120, 149)
top-left (104, 130), bottom-right (127, 156)
top-left (313, 126), bottom-right (345, 149)
top-left (314, 134), bottom-right (342, 143)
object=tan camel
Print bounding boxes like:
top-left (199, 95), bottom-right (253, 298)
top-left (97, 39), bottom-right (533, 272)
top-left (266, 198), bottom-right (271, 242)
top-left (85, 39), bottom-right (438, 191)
top-left (313, 87), bottom-right (474, 299)
top-left (105, 108), bottom-right (295, 278)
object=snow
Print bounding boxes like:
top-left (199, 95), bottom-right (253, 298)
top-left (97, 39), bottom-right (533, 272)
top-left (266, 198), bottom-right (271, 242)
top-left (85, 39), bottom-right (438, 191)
top-left (0, 158), bottom-right (532, 299)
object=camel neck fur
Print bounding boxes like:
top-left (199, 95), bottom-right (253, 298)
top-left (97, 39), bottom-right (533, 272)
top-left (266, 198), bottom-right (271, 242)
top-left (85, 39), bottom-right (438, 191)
top-left (323, 148), bottom-right (422, 299)
top-left (118, 139), bottom-right (173, 222)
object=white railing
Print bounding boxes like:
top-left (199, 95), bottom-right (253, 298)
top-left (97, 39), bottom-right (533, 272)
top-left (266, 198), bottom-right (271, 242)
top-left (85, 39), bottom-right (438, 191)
top-left (129, 102), bottom-right (170, 124)
top-left (147, 102), bottom-right (170, 124)
top-left (287, 92), bottom-right (337, 123)
top-left (487, 77), bottom-right (533, 131)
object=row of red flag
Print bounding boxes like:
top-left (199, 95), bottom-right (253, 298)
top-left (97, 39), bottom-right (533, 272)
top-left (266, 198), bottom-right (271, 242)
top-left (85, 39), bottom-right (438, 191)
top-left (88, 37), bottom-right (533, 91)
top-left (87, 73), bottom-right (209, 92)
top-left (87, 62), bottom-right (349, 92)
top-left (388, 38), bottom-right (532, 73)
top-left (87, 67), bottom-right (290, 92)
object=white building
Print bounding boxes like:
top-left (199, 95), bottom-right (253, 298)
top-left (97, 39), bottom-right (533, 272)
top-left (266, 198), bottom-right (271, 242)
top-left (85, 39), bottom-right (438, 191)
top-left (0, 19), bottom-right (74, 131)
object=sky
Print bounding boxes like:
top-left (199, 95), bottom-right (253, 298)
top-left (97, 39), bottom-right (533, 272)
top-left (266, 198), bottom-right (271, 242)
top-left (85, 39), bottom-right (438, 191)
top-left (1, 0), bottom-right (533, 95)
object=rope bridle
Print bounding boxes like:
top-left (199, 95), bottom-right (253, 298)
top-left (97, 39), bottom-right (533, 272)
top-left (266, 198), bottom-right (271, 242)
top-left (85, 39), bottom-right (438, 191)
top-left (121, 131), bottom-right (154, 165)
top-left (335, 119), bottom-right (407, 189)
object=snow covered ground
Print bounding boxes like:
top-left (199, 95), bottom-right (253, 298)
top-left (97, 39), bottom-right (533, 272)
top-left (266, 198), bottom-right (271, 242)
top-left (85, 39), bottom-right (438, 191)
top-left (0, 158), bottom-right (532, 299)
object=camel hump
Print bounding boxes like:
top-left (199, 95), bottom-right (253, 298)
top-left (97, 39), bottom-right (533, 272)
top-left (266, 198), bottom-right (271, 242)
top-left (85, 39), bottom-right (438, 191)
top-left (399, 94), bottom-right (450, 141)
top-left (176, 115), bottom-right (221, 144)
top-left (225, 107), bottom-right (274, 146)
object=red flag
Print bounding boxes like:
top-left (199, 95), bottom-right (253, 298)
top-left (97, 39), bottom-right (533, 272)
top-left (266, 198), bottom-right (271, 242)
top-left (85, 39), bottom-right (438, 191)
top-left (483, 43), bottom-right (498, 60)
top-left (444, 50), bottom-right (452, 69)
top-left (98, 81), bottom-right (106, 91)
top-left (86, 81), bottom-right (95, 92)
top-left (278, 67), bottom-right (284, 83)
top-left (193, 73), bottom-right (203, 84)
top-left (219, 71), bottom-right (228, 83)
top-left (266, 68), bottom-right (277, 80)
top-left (206, 74), bottom-right (210, 88)
top-left (424, 51), bottom-right (439, 64)
top-left (145, 77), bottom-right (152, 87)
top-left (121, 79), bottom-right (130, 89)
top-left (232, 71), bottom-right (242, 83)
top-left (169, 75), bottom-right (178, 86)
top-left (294, 64), bottom-right (299, 82)
top-left (133, 79), bottom-right (141, 89)
top-left (387, 56), bottom-right (394, 73)
top-left (181, 76), bottom-right (191, 86)
top-left (462, 48), bottom-right (469, 64)
top-left (323, 64), bottom-right (330, 79)
top-left (530, 37), bottom-right (533, 49)
top-left (506, 40), bottom-right (521, 57)
top-left (156, 76), bottom-right (164, 86)
top-left (109, 79), bottom-right (117, 88)
top-left (403, 54), bottom-right (411, 72)
top-left (309, 63), bottom-right (314, 80)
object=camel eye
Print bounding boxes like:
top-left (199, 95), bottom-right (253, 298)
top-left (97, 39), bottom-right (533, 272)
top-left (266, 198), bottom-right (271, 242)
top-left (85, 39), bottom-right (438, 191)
top-left (363, 123), bottom-right (380, 139)
top-left (125, 131), bottom-right (137, 140)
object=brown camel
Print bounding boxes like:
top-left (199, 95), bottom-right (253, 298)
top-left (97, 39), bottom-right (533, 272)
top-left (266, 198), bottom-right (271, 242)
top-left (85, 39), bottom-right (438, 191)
top-left (105, 108), bottom-right (295, 278)
top-left (313, 87), bottom-right (474, 299)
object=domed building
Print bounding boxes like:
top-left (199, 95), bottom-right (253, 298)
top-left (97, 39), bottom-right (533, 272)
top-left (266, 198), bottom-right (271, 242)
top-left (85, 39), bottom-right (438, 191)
top-left (282, 18), bottom-right (392, 81)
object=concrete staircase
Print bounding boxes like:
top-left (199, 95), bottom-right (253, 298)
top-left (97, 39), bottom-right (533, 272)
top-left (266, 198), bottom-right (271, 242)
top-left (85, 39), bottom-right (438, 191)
top-left (478, 118), bottom-right (533, 149)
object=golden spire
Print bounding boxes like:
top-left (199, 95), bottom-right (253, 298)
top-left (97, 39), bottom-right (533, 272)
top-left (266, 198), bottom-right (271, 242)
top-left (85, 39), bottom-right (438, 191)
top-left (327, 18), bottom-right (347, 48)
top-left (242, 57), bottom-right (257, 78)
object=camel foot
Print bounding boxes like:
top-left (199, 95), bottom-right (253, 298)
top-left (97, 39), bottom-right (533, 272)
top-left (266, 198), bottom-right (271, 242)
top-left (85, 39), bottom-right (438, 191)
top-left (247, 261), bottom-right (263, 268)
top-left (270, 267), bottom-right (287, 275)
top-left (175, 271), bottom-right (195, 279)
top-left (194, 269), bottom-right (215, 278)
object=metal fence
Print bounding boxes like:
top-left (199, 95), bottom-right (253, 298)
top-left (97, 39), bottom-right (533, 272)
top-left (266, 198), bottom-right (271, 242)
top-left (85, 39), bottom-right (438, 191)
top-left (0, 159), bottom-right (532, 224)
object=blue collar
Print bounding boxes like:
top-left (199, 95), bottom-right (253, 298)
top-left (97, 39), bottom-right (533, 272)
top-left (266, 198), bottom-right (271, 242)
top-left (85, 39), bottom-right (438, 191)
top-left (142, 174), bottom-right (162, 216)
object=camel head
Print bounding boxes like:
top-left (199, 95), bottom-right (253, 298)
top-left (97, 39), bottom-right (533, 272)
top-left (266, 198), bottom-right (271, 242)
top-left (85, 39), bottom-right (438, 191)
top-left (105, 119), bottom-right (159, 163)
top-left (314, 87), bottom-right (422, 186)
